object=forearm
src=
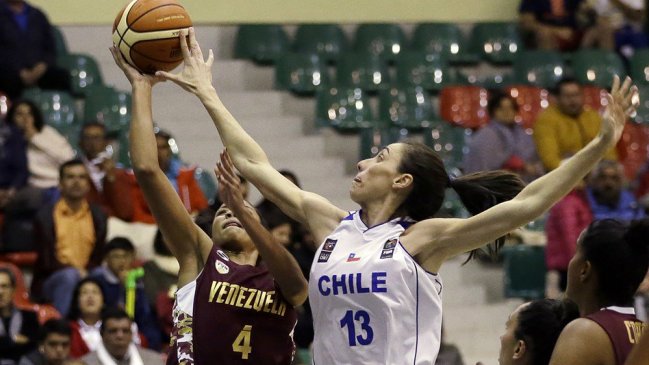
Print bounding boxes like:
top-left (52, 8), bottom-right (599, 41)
top-left (129, 82), bottom-right (160, 172)
top-left (233, 204), bottom-right (308, 305)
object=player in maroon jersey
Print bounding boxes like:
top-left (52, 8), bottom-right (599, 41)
top-left (550, 219), bottom-right (649, 365)
top-left (110, 47), bottom-right (308, 365)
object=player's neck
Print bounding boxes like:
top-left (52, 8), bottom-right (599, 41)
top-left (360, 199), bottom-right (405, 228)
top-left (226, 249), bottom-right (259, 266)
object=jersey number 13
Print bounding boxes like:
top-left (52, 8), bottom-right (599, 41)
top-left (340, 310), bottom-right (374, 346)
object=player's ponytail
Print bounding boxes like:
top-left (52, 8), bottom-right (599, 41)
top-left (449, 170), bottom-right (525, 261)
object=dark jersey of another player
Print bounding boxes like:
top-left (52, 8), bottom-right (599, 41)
top-left (167, 245), bottom-right (297, 365)
top-left (586, 307), bottom-right (647, 365)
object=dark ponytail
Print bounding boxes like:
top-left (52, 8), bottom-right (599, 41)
top-left (450, 170), bottom-right (526, 261)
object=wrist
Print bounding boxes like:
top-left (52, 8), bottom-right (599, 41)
top-left (197, 85), bottom-right (217, 101)
top-left (132, 79), bottom-right (152, 90)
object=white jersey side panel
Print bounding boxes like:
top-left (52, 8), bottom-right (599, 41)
top-left (309, 211), bottom-right (443, 365)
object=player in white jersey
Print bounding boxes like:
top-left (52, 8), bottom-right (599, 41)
top-left (156, 28), bottom-right (639, 365)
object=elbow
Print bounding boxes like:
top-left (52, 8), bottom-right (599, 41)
top-left (131, 162), bottom-right (159, 177)
top-left (286, 281), bottom-right (309, 307)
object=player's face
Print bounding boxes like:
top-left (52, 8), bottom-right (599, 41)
top-left (565, 234), bottom-right (587, 302)
top-left (351, 143), bottom-right (408, 205)
top-left (78, 282), bottom-right (103, 316)
top-left (211, 203), bottom-right (259, 251)
top-left (41, 333), bottom-right (71, 364)
top-left (498, 303), bottom-right (528, 365)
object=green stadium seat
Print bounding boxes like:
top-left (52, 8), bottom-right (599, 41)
top-left (512, 50), bottom-right (566, 89)
top-left (52, 26), bottom-right (69, 60)
top-left (336, 52), bottom-right (391, 92)
top-left (571, 49), bottom-right (626, 88)
top-left (315, 87), bottom-right (375, 131)
top-left (234, 25), bottom-right (289, 64)
top-left (503, 245), bottom-right (546, 300)
top-left (33, 90), bottom-right (78, 147)
top-left (84, 86), bottom-right (131, 137)
top-left (470, 22), bottom-right (522, 64)
top-left (378, 87), bottom-right (435, 130)
top-left (629, 49), bottom-right (649, 86)
top-left (354, 23), bottom-right (407, 63)
top-left (59, 53), bottom-right (104, 96)
top-left (412, 23), bottom-right (479, 64)
top-left (395, 52), bottom-right (458, 92)
top-left (194, 167), bottom-right (217, 205)
top-left (293, 24), bottom-right (349, 64)
top-left (359, 126), bottom-right (407, 160)
top-left (275, 52), bottom-right (330, 95)
top-left (422, 120), bottom-right (470, 171)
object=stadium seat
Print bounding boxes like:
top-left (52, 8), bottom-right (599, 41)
top-left (0, 252), bottom-right (37, 268)
top-left (336, 52), bottom-right (391, 92)
top-left (629, 49), bottom-right (649, 86)
top-left (32, 91), bottom-right (78, 143)
top-left (470, 22), bottom-right (522, 64)
top-left (617, 122), bottom-right (649, 180)
top-left (359, 126), bottom-right (407, 160)
top-left (52, 26), bottom-right (69, 60)
top-left (58, 53), bottom-right (104, 96)
top-left (315, 87), bottom-right (374, 131)
top-left (512, 50), bottom-right (565, 89)
top-left (411, 23), bottom-right (478, 64)
top-left (439, 85), bottom-right (489, 129)
top-left (84, 86), bottom-right (131, 135)
top-left (504, 85), bottom-right (550, 129)
top-left (571, 49), bottom-right (626, 88)
top-left (503, 245), bottom-right (546, 300)
top-left (582, 85), bottom-right (607, 113)
top-left (234, 25), bottom-right (290, 64)
top-left (422, 120), bottom-right (470, 171)
top-left (195, 167), bottom-right (217, 205)
top-left (378, 86), bottom-right (435, 130)
top-left (395, 52), bottom-right (458, 92)
top-left (354, 23), bottom-right (407, 63)
top-left (0, 92), bottom-right (9, 120)
top-left (275, 52), bottom-right (330, 95)
top-left (293, 24), bottom-right (349, 64)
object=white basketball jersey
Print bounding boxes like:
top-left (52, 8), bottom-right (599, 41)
top-left (309, 211), bottom-right (443, 365)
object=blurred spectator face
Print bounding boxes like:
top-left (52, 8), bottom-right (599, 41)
top-left (59, 164), bottom-right (91, 201)
top-left (270, 223), bottom-right (292, 247)
top-left (80, 125), bottom-right (108, 160)
top-left (156, 135), bottom-right (173, 172)
top-left (557, 82), bottom-right (584, 118)
top-left (498, 303), bottom-right (528, 365)
top-left (78, 281), bottom-right (103, 318)
top-left (11, 103), bottom-right (36, 133)
top-left (102, 318), bottom-right (133, 359)
top-left (106, 248), bottom-right (134, 278)
top-left (41, 332), bottom-right (71, 365)
top-left (0, 272), bottom-right (15, 313)
top-left (494, 97), bottom-right (518, 126)
top-left (589, 164), bottom-right (623, 206)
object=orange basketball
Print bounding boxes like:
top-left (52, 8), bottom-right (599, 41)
top-left (112, 0), bottom-right (192, 74)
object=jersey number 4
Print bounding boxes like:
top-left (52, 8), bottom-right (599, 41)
top-left (340, 310), bottom-right (374, 346)
top-left (233, 325), bottom-right (253, 359)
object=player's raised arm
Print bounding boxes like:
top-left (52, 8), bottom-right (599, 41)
top-left (111, 46), bottom-right (211, 287)
top-left (216, 150), bottom-right (308, 306)
top-left (403, 76), bottom-right (639, 270)
top-left (156, 28), bottom-right (346, 242)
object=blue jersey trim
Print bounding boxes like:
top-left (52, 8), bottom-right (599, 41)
top-left (397, 242), bottom-right (440, 278)
top-left (412, 260), bottom-right (420, 365)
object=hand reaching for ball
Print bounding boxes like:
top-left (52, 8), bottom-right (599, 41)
top-left (155, 27), bottom-right (215, 95)
top-left (110, 45), bottom-right (165, 86)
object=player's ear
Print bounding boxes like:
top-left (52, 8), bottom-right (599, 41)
top-left (393, 173), bottom-right (413, 190)
top-left (512, 339), bottom-right (526, 360)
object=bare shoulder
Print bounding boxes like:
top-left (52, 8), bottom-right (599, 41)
top-left (549, 318), bottom-right (614, 365)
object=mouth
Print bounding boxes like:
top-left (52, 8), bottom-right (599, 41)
top-left (222, 221), bottom-right (243, 229)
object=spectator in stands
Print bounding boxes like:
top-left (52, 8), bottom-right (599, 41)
top-left (31, 159), bottom-right (107, 317)
top-left (463, 93), bottom-right (542, 182)
top-left (533, 78), bottom-right (617, 171)
top-left (78, 122), bottom-right (133, 221)
top-left (89, 237), bottom-right (161, 351)
top-left (586, 160), bottom-right (644, 220)
top-left (142, 231), bottom-right (177, 349)
top-left (81, 308), bottom-right (162, 365)
top-left (495, 299), bottom-right (579, 365)
top-left (18, 319), bottom-right (75, 365)
top-left (0, 0), bottom-right (71, 99)
top-left (549, 218), bottom-right (649, 365)
top-left (67, 278), bottom-right (104, 359)
top-left (131, 128), bottom-right (208, 224)
top-left (582, 0), bottom-right (647, 55)
top-left (0, 118), bottom-right (28, 213)
top-left (0, 267), bottom-right (39, 364)
top-left (519, 0), bottom-right (604, 51)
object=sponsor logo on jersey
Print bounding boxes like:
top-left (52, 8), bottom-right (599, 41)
top-left (215, 260), bottom-right (230, 274)
top-left (323, 239), bottom-right (338, 251)
top-left (318, 251), bottom-right (331, 263)
top-left (216, 250), bottom-right (230, 261)
top-left (346, 253), bottom-right (361, 262)
top-left (380, 249), bottom-right (394, 259)
top-left (383, 238), bottom-right (397, 250)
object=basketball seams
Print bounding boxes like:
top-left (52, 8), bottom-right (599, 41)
top-left (130, 40), bottom-right (184, 63)
top-left (128, 3), bottom-right (188, 32)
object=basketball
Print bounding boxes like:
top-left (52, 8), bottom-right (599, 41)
top-left (112, 0), bottom-right (192, 74)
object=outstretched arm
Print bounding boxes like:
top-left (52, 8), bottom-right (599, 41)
top-left (403, 76), bottom-right (638, 271)
top-left (156, 28), bottom-right (346, 244)
top-left (110, 46), bottom-right (212, 288)
top-left (216, 150), bottom-right (308, 306)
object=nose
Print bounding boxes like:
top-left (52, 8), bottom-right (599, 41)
top-left (225, 211), bottom-right (233, 219)
top-left (357, 159), bottom-right (367, 171)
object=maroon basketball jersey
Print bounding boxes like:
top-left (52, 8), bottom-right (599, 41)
top-left (586, 307), bottom-right (647, 365)
top-left (167, 245), bottom-right (297, 365)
